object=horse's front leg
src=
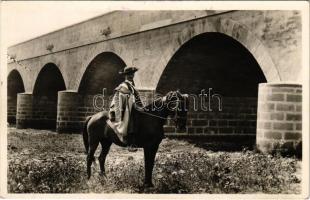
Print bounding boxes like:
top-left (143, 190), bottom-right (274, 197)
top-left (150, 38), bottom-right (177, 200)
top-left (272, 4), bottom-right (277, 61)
top-left (143, 144), bottom-right (159, 188)
top-left (98, 140), bottom-right (112, 177)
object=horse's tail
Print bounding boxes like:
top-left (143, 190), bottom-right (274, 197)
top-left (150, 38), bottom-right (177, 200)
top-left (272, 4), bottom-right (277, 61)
top-left (83, 116), bottom-right (91, 154)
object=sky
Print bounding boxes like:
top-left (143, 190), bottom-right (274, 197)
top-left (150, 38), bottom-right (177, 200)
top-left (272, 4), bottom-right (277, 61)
top-left (1, 1), bottom-right (205, 47)
top-left (1, 2), bottom-right (113, 47)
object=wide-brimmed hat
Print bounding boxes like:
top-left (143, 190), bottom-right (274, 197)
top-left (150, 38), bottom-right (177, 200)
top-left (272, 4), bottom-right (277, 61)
top-left (119, 66), bottom-right (138, 75)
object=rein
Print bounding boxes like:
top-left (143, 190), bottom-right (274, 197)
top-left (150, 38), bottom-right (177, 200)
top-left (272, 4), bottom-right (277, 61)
top-left (137, 108), bottom-right (187, 120)
top-left (136, 110), bottom-right (172, 120)
top-left (135, 95), bottom-right (185, 121)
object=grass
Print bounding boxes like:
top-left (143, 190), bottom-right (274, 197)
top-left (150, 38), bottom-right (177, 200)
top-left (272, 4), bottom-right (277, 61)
top-left (7, 127), bottom-right (301, 193)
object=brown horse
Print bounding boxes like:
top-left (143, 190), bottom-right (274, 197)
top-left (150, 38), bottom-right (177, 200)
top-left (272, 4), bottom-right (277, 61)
top-left (82, 91), bottom-right (188, 187)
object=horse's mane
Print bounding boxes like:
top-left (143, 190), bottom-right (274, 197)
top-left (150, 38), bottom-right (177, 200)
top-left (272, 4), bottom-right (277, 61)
top-left (141, 91), bottom-right (178, 112)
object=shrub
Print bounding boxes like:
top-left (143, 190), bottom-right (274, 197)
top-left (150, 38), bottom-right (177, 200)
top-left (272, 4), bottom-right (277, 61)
top-left (151, 151), bottom-right (299, 194)
top-left (8, 155), bottom-right (87, 193)
top-left (271, 140), bottom-right (302, 159)
top-left (7, 131), bottom-right (301, 194)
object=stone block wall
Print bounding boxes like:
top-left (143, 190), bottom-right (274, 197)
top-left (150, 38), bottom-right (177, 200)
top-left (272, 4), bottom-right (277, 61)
top-left (57, 92), bottom-right (86, 133)
top-left (136, 90), bottom-right (258, 137)
top-left (256, 83), bottom-right (302, 153)
top-left (16, 93), bottom-right (59, 129)
top-left (7, 95), bottom-right (17, 124)
top-left (56, 91), bottom-right (111, 133)
top-left (16, 93), bottom-right (33, 129)
top-left (164, 97), bottom-right (258, 136)
top-left (31, 96), bottom-right (58, 129)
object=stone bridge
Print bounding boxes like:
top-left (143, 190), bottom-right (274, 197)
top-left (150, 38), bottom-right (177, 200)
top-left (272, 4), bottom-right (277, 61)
top-left (7, 10), bottom-right (302, 153)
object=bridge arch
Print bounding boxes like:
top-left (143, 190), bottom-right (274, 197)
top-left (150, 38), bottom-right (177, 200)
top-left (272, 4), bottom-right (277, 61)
top-left (156, 32), bottom-right (267, 95)
top-left (33, 63), bottom-right (66, 95)
top-left (78, 52), bottom-right (126, 96)
top-left (7, 69), bottom-right (25, 124)
top-left (32, 63), bottom-right (66, 129)
top-left (75, 51), bottom-right (126, 117)
top-left (157, 30), bottom-right (268, 143)
top-left (56, 52), bottom-right (126, 133)
top-left (153, 18), bottom-right (280, 88)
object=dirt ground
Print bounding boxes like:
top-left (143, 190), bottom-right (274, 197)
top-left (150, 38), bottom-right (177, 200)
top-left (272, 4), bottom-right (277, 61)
top-left (7, 127), bottom-right (301, 194)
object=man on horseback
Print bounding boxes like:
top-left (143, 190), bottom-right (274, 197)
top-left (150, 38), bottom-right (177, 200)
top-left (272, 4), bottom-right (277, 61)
top-left (107, 66), bottom-right (143, 145)
top-left (84, 81), bottom-right (189, 182)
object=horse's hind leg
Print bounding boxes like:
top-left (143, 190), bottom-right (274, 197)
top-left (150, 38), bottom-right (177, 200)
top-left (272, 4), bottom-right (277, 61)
top-left (99, 140), bottom-right (112, 177)
top-left (87, 139), bottom-right (99, 179)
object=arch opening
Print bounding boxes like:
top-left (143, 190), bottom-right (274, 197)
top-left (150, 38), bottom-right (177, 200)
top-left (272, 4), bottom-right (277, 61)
top-left (7, 70), bottom-right (25, 124)
top-left (79, 52), bottom-right (126, 96)
top-left (157, 32), bottom-right (267, 147)
top-left (157, 32), bottom-right (267, 95)
top-left (78, 52), bottom-right (126, 113)
top-left (33, 63), bottom-right (66, 129)
top-left (57, 52), bottom-right (126, 133)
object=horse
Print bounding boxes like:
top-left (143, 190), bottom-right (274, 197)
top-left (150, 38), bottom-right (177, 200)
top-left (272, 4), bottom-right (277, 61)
top-left (82, 90), bottom-right (188, 188)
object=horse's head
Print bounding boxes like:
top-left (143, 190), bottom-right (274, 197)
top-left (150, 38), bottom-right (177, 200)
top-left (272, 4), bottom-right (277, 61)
top-left (164, 90), bottom-right (188, 132)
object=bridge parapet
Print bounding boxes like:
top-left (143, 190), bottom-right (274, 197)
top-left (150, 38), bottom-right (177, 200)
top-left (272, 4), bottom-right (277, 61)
top-left (8, 11), bottom-right (227, 62)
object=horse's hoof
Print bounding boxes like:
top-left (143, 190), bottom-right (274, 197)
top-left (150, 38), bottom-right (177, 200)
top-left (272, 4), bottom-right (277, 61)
top-left (127, 146), bottom-right (138, 152)
top-left (141, 183), bottom-right (155, 193)
top-left (143, 183), bottom-right (154, 188)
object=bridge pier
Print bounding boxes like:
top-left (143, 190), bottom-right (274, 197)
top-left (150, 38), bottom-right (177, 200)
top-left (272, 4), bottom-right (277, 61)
top-left (56, 91), bottom-right (110, 133)
top-left (56, 91), bottom-right (85, 133)
top-left (256, 83), bottom-right (302, 154)
top-left (16, 92), bottom-right (59, 129)
top-left (16, 93), bottom-right (34, 129)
